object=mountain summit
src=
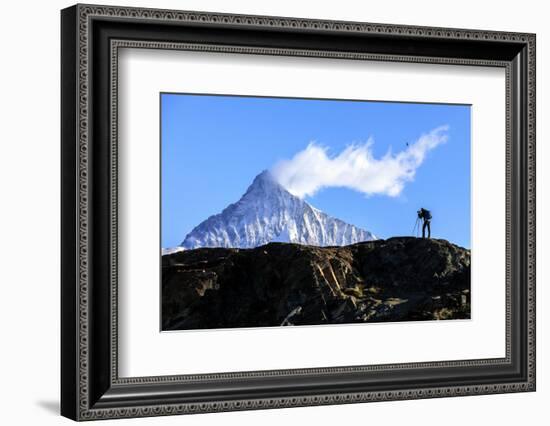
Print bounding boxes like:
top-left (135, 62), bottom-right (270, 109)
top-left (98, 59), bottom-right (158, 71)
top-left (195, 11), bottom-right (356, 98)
top-left (181, 170), bottom-right (375, 249)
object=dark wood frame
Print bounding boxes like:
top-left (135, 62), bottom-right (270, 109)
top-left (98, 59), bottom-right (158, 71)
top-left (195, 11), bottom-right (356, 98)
top-left (61, 4), bottom-right (536, 421)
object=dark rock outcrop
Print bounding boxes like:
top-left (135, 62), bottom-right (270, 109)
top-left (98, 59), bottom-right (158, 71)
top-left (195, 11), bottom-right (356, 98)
top-left (162, 237), bottom-right (470, 330)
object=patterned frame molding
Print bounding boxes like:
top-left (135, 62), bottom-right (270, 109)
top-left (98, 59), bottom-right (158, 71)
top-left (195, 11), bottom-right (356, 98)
top-left (109, 41), bottom-right (513, 385)
top-left (61, 3), bottom-right (536, 421)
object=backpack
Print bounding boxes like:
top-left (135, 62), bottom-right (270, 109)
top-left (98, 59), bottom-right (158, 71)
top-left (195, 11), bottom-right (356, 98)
top-left (423, 209), bottom-right (432, 220)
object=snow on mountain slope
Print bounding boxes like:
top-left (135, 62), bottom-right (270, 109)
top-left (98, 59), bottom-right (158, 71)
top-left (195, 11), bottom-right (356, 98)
top-left (180, 170), bottom-right (376, 249)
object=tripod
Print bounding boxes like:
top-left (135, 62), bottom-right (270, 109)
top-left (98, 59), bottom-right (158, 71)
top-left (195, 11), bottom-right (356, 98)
top-left (412, 217), bottom-right (421, 238)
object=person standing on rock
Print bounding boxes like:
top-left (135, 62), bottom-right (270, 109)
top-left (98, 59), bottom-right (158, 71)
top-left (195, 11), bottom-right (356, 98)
top-left (417, 208), bottom-right (432, 239)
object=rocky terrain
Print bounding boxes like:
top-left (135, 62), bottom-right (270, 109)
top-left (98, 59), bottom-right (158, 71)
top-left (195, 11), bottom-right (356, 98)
top-left (162, 237), bottom-right (470, 330)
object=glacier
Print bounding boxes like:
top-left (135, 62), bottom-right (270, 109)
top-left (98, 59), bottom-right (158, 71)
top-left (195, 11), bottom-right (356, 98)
top-left (180, 170), bottom-right (376, 249)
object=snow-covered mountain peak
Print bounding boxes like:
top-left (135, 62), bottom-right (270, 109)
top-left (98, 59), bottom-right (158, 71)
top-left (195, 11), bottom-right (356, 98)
top-left (180, 171), bottom-right (376, 249)
top-left (241, 170), bottom-right (287, 199)
top-left (249, 169), bottom-right (278, 189)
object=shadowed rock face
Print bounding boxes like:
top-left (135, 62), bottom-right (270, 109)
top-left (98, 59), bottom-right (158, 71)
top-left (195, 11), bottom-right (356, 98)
top-left (162, 237), bottom-right (470, 331)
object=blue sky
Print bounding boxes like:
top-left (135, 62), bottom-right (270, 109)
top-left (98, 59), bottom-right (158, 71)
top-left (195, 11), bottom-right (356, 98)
top-left (161, 93), bottom-right (471, 248)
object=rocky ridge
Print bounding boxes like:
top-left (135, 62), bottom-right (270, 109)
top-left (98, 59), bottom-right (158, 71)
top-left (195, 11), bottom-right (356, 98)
top-left (162, 237), bottom-right (470, 330)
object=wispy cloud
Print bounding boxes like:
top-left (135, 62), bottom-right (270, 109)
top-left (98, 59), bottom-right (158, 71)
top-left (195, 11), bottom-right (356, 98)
top-left (270, 125), bottom-right (449, 198)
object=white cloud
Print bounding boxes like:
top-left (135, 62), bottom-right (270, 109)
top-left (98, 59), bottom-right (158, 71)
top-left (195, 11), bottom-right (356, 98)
top-left (270, 125), bottom-right (449, 198)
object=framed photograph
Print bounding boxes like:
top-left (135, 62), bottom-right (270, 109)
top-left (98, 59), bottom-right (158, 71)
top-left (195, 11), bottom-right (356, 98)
top-left (61, 4), bottom-right (536, 421)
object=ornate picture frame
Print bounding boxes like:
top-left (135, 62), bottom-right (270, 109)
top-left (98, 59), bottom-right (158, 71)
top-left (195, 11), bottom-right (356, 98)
top-left (61, 4), bottom-right (535, 421)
